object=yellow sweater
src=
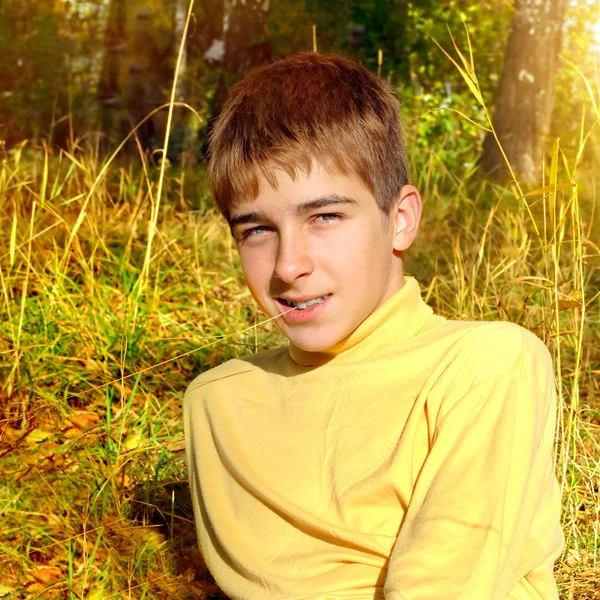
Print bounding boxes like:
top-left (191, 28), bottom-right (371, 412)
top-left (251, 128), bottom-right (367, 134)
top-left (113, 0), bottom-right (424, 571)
top-left (184, 277), bottom-right (564, 600)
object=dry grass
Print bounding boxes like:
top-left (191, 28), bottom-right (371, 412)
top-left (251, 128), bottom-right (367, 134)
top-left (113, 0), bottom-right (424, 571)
top-left (0, 22), bottom-right (599, 599)
top-left (0, 142), bottom-right (285, 598)
top-left (0, 129), bottom-right (598, 598)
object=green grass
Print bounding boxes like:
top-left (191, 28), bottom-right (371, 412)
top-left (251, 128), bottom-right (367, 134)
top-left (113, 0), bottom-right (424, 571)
top-left (1, 34), bottom-right (599, 600)
top-left (0, 132), bottom-right (598, 598)
top-left (0, 145), bottom-right (285, 598)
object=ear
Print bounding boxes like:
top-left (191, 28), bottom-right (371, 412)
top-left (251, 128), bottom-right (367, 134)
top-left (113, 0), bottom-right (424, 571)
top-left (391, 185), bottom-right (422, 252)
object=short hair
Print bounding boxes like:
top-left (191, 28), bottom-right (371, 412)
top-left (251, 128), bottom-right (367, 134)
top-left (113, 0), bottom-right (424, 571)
top-left (208, 51), bottom-right (410, 221)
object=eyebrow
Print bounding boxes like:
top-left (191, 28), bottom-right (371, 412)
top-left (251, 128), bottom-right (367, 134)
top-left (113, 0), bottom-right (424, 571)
top-left (229, 194), bottom-right (358, 230)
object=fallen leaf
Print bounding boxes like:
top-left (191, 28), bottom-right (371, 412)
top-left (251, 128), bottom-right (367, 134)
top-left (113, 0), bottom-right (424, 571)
top-left (570, 289), bottom-right (583, 301)
top-left (33, 565), bottom-right (62, 585)
top-left (564, 547), bottom-right (580, 567)
top-left (577, 570), bottom-right (593, 577)
top-left (120, 473), bottom-right (134, 489)
top-left (0, 585), bottom-right (14, 598)
top-left (70, 411), bottom-right (100, 430)
top-left (557, 298), bottom-right (582, 311)
top-left (45, 513), bottom-right (62, 526)
top-left (170, 439), bottom-right (186, 453)
top-left (2, 427), bottom-right (23, 442)
top-left (188, 581), bottom-right (221, 595)
top-left (86, 588), bottom-right (108, 600)
top-left (124, 432), bottom-right (142, 451)
top-left (63, 427), bottom-right (81, 438)
top-left (25, 429), bottom-right (52, 445)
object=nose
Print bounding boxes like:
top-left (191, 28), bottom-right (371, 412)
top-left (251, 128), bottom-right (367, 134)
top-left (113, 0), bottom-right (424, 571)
top-left (273, 232), bottom-right (314, 283)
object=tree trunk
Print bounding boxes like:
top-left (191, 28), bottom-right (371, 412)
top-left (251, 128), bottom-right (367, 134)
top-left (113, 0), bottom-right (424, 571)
top-left (96, 0), bottom-right (127, 148)
top-left (199, 0), bottom-right (271, 158)
top-left (173, 0), bottom-right (189, 102)
top-left (479, 0), bottom-right (567, 184)
top-left (96, 1), bottom-right (183, 154)
top-left (222, 0), bottom-right (271, 76)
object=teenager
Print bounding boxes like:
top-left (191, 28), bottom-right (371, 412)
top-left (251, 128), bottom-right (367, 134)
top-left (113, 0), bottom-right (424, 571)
top-left (184, 51), bottom-right (564, 600)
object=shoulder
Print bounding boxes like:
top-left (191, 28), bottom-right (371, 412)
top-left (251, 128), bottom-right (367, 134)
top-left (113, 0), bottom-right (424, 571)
top-left (184, 346), bottom-right (288, 401)
top-left (438, 319), bottom-right (554, 387)
top-left (462, 320), bottom-right (550, 359)
top-left (432, 320), bottom-right (556, 423)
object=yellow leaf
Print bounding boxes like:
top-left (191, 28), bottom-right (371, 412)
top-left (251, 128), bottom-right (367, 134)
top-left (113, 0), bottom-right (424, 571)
top-left (170, 438), bottom-right (186, 453)
top-left (564, 548), bottom-right (580, 567)
top-left (86, 587), bottom-right (108, 600)
top-left (556, 290), bottom-right (583, 311)
top-left (557, 299), bottom-right (582, 311)
top-left (25, 429), bottom-right (52, 445)
top-left (522, 182), bottom-right (576, 197)
top-left (131, 526), bottom-right (166, 546)
top-left (125, 432), bottom-right (142, 451)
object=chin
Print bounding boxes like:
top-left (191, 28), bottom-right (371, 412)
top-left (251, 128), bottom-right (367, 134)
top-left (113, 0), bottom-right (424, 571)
top-left (285, 329), bottom-right (343, 353)
top-left (290, 340), bottom-right (328, 353)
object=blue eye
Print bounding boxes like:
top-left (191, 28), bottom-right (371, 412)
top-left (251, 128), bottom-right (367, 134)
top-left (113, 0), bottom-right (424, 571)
top-left (241, 225), bottom-right (270, 239)
top-left (314, 213), bottom-right (341, 222)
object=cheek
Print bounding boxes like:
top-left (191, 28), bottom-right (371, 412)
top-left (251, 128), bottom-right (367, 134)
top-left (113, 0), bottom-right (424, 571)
top-left (239, 250), bottom-right (270, 293)
top-left (348, 231), bottom-right (394, 291)
top-left (336, 224), bottom-right (388, 270)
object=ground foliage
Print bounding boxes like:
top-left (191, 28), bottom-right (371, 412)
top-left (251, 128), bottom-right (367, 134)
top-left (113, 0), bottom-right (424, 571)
top-left (0, 102), bottom-right (599, 597)
top-left (1, 2), bottom-right (600, 598)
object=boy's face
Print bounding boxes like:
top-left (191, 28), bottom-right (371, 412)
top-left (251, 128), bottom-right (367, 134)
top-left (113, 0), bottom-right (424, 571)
top-left (229, 162), bottom-right (421, 353)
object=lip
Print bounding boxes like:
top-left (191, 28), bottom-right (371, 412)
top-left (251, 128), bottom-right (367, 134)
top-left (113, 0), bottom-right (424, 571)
top-left (275, 294), bottom-right (332, 324)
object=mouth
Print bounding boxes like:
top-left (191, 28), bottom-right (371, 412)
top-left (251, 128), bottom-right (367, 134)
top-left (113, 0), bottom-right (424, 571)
top-left (274, 293), bottom-right (332, 323)
top-left (277, 294), bottom-right (331, 311)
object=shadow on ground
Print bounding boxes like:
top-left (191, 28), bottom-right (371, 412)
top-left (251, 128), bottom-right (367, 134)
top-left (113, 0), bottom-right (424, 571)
top-left (128, 474), bottom-right (229, 599)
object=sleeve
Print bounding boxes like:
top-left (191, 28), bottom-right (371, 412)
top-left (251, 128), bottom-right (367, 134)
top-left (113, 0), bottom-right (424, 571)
top-left (383, 367), bottom-right (559, 600)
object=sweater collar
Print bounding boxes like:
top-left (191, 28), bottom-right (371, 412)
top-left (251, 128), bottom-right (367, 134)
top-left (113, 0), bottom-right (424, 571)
top-left (288, 276), bottom-right (436, 367)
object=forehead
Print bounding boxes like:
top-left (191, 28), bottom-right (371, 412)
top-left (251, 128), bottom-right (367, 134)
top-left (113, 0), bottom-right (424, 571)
top-left (229, 161), bottom-right (375, 219)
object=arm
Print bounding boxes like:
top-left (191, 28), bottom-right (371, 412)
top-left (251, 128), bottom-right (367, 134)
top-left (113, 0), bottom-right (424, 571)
top-left (384, 367), bottom-right (562, 599)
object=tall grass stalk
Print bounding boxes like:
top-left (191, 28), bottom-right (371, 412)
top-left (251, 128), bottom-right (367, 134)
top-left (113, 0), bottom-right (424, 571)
top-left (136, 0), bottom-right (196, 302)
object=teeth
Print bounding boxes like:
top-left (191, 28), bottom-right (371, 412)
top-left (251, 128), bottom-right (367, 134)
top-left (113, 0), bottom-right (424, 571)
top-left (282, 295), bottom-right (329, 310)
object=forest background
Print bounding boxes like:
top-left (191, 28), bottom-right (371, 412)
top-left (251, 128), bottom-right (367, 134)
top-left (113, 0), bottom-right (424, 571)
top-left (1, 0), bottom-right (600, 598)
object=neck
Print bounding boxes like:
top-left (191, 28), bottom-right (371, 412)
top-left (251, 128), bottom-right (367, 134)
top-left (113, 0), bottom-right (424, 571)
top-left (288, 276), bottom-right (438, 367)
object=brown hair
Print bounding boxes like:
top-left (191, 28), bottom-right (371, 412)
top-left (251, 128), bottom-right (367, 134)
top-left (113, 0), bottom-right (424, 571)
top-left (208, 52), bottom-right (410, 221)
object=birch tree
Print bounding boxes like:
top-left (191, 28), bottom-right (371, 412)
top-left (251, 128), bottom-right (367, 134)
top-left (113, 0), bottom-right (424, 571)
top-left (96, 0), bottom-right (183, 152)
top-left (479, 0), bottom-right (567, 184)
top-left (222, 0), bottom-right (271, 75)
